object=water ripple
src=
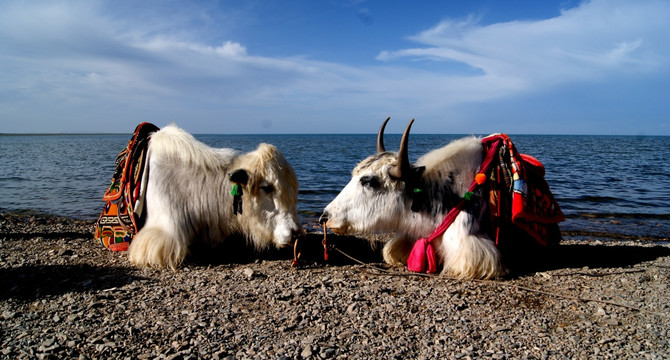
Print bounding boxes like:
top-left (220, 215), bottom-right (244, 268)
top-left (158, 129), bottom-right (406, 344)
top-left (1, 133), bottom-right (669, 238)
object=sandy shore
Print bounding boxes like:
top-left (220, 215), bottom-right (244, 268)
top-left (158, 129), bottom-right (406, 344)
top-left (1, 212), bottom-right (669, 359)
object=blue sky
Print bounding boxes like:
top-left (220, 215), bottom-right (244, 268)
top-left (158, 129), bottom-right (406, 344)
top-left (1, 0), bottom-right (669, 135)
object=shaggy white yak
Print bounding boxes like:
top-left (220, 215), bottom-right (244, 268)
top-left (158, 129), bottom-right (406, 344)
top-left (128, 124), bottom-right (302, 269)
top-left (320, 118), bottom-right (504, 279)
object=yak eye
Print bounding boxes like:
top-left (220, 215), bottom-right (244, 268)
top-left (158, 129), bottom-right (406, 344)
top-left (360, 175), bottom-right (381, 189)
top-left (260, 184), bottom-right (275, 194)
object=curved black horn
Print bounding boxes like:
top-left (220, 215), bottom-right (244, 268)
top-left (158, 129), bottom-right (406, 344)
top-left (376, 117), bottom-right (391, 153)
top-left (388, 119), bottom-right (414, 180)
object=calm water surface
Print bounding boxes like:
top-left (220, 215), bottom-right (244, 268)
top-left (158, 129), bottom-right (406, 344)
top-left (1, 133), bottom-right (668, 239)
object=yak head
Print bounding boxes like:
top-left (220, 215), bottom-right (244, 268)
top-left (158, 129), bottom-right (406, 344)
top-left (319, 118), bottom-right (429, 235)
top-left (232, 143), bottom-right (302, 249)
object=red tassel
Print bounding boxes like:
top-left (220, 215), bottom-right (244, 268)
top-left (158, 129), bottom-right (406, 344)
top-left (407, 238), bottom-right (438, 273)
top-left (407, 238), bottom-right (428, 273)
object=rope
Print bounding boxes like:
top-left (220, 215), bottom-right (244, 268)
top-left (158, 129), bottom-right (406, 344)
top-left (291, 237), bottom-right (301, 268)
top-left (322, 223), bottom-right (330, 261)
top-left (331, 246), bottom-right (435, 278)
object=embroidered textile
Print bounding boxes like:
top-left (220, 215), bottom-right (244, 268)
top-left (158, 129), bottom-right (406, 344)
top-left (94, 122), bottom-right (159, 251)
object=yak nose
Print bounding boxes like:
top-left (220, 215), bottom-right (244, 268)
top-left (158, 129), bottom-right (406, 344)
top-left (318, 211), bottom-right (329, 225)
top-left (291, 228), bottom-right (304, 240)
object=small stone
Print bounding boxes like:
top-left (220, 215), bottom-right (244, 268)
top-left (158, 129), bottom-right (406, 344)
top-left (319, 348), bottom-right (335, 359)
top-left (301, 345), bottom-right (313, 358)
top-left (242, 268), bottom-right (255, 280)
top-left (598, 337), bottom-right (615, 345)
top-left (605, 318), bottom-right (620, 326)
top-left (41, 338), bottom-right (55, 348)
top-left (337, 330), bottom-right (353, 340)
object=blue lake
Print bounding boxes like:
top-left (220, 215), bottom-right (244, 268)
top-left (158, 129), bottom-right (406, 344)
top-left (1, 133), bottom-right (668, 239)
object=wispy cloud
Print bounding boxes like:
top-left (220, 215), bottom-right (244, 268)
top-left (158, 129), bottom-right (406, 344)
top-left (378, 0), bottom-right (669, 89)
top-left (0, 0), bottom-right (669, 134)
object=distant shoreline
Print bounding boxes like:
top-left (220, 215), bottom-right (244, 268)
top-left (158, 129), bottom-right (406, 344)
top-left (2, 132), bottom-right (669, 137)
top-left (0, 133), bottom-right (130, 136)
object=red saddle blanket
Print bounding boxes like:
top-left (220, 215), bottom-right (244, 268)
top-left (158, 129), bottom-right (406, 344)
top-left (407, 134), bottom-right (564, 273)
top-left (94, 122), bottom-right (159, 251)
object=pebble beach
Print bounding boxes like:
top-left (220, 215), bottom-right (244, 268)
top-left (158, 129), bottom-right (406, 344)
top-left (1, 212), bottom-right (669, 359)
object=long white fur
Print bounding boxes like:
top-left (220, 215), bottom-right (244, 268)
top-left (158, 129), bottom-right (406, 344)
top-left (128, 124), bottom-right (300, 269)
top-left (323, 136), bottom-right (505, 279)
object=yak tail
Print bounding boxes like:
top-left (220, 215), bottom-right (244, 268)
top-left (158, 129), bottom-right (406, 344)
top-left (128, 226), bottom-right (188, 270)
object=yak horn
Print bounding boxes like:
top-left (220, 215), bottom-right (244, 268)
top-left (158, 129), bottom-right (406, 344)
top-left (388, 119), bottom-right (414, 180)
top-left (376, 117), bottom-right (391, 153)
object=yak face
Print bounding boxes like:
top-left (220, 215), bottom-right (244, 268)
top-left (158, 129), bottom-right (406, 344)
top-left (320, 153), bottom-right (423, 234)
top-left (320, 118), bottom-right (429, 235)
top-left (232, 143), bottom-right (301, 249)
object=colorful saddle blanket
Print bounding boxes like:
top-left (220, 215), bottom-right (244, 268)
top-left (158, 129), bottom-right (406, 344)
top-left (483, 134), bottom-right (564, 247)
top-left (482, 134), bottom-right (565, 246)
top-left (94, 122), bottom-right (159, 251)
top-left (407, 133), bottom-right (564, 273)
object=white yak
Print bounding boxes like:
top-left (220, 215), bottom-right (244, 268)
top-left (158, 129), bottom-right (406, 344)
top-left (129, 124), bottom-right (302, 269)
top-left (320, 118), bottom-right (505, 279)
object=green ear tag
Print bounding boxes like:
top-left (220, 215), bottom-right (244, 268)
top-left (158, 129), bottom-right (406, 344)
top-left (413, 188), bottom-right (423, 193)
top-left (463, 191), bottom-right (473, 201)
top-left (231, 183), bottom-right (242, 196)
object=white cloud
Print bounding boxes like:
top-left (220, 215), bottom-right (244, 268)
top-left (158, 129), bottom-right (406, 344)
top-left (378, 0), bottom-right (670, 89)
top-left (0, 0), bottom-right (669, 134)
top-left (215, 41), bottom-right (248, 57)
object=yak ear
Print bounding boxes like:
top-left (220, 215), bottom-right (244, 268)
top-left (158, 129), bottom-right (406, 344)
top-left (229, 169), bottom-right (249, 185)
top-left (413, 166), bottom-right (426, 179)
top-left (397, 165), bottom-right (425, 184)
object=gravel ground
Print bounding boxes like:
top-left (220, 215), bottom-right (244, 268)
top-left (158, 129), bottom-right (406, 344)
top-left (1, 212), bottom-right (669, 360)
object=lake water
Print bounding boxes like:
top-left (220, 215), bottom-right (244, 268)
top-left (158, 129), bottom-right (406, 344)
top-left (1, 132), bottom-right (668, 240)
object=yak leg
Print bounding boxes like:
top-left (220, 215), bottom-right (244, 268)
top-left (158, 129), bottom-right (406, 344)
top-left (128, 226), bottom-right (189, 270)
top-left (382, 237), bottom-right (413, 267)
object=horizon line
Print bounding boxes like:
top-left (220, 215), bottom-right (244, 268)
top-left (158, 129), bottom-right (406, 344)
top-left (0, 132), bottom-right (667, 137)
